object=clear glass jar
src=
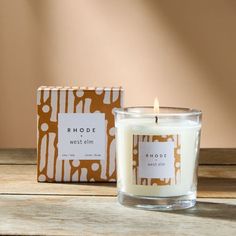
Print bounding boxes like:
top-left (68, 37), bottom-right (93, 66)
top-left (114, 107), bottom-right (202, 210)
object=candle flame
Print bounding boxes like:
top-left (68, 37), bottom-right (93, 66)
top-left (154, 97), bottom-right (159, 113)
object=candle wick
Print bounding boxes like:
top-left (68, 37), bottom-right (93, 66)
top-left (155, 116), bottom-right (158, 124)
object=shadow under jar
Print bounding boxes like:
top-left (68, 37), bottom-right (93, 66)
top-left (114, 107), bottom-right (202, 210)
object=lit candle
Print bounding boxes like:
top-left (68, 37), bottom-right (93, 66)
top-left (154, 97), bottom-right (159, 124)
top-left (115, 100), bottom-right (202, 210)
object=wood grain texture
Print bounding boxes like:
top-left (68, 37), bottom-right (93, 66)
top-left (199, 148), bottom-right (236, 165)
top-left (198, 177), bottom-right (236, 198)
top-left (198, 165), bottom-right (236, 178)
top-left (0, 165), bottom-right (116, 196)
top-left (0, 165), bottom-right (235, 198)
top-left (0, 148), bottom-right (36, 164)
top-left (0, 149), bottom-right (235, 235)
top-left (1, 148), bottom-right (235, 165)
top-left (0, 195), bottom-right (235, 236)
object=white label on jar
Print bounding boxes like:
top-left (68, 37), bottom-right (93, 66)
top-left (58, 113), bottom-right (106, 160)
top-left (138, 141), bottom-right (175, 179)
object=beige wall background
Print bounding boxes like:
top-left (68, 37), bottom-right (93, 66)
top-left (0, 0), bottom-right (236, 148)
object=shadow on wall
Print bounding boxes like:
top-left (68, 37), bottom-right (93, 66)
top-left (144, 0), bottom-right (236, 115)
top-left (0, 0), bottom-right (236, 147)
top-left (28, 0), bottom-right (236, 99)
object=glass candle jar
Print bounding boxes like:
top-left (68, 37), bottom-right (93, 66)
top-left (114, 107), bottom-right (202, 210)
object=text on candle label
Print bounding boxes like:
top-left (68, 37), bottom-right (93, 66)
top-left (132, 135), bottom-right (181, 186)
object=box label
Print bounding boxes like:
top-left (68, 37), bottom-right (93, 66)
top-left (132, 135), bottom-right (181, 186)
top-left (58, 113), bottom-right (106, 160)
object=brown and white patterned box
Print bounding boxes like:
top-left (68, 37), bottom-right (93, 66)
top-left (37, 86), bottom-right (123, 182)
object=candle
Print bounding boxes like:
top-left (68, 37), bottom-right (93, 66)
top-left (115, 101), bottom-right (202, 210)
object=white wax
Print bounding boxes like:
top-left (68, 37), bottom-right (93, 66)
top-left (116, 118), bottom-right (201, 197)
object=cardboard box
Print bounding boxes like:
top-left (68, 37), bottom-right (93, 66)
top-left (37, 86), bottom-right (123, 182)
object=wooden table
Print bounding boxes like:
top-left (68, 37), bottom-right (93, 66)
top-left (0, 149), bottom-right (235, 235)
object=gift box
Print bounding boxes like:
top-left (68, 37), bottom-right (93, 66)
top-left (37, 86), bottom-right (123, 182)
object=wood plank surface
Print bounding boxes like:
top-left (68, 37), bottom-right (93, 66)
top-left (198, 177), bottom-right (236, 198)
top-left (0, 165), bottom-right (116, 196)
top-left (0, 165), bottom-right (235, 198)
top-left (0, 148), bottom-right (36, 164)
top-left (1, 148), bottom-right (235, 165)
top-left (199, 148), bottom-right (236, 164)
top-left (199, 165), bottom-right (236, 178)
top-left (0, 195), bottom-right (235, 236)
top-left (0, 149), bottom-right (235, 235)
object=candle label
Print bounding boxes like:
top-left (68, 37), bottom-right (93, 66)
top-left (58, 113), bottom-right (106, 160)
top-left (132, 135), bottom-right (181, 186)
